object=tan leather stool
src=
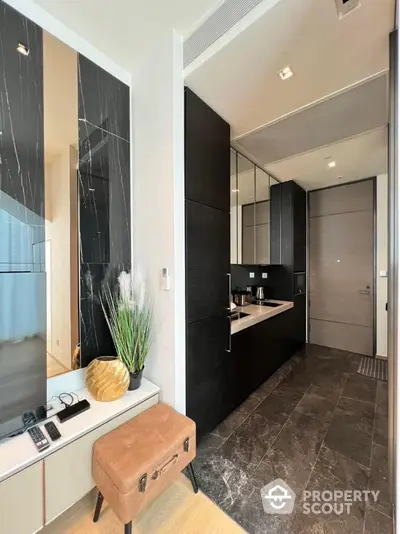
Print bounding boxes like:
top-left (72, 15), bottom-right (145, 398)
top-left (92, 403), bottom-right (198, 533)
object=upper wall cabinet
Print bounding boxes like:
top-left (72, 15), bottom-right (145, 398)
top-left (185, 89), bottom-right (230, 212)
top-left (230, 149), bottom-right (280, 265)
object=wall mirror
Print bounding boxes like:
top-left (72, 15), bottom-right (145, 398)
top-left (230, 148), bottom-right (279, 266)
top-left (0, 1), bottom-right (131, 391)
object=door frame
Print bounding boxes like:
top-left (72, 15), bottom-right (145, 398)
top-left (306, 177), bottom-right (377, 357)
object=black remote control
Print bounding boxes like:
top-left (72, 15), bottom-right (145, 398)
top-left (45, 421), bottom-right (61, 441)
top-left (28, 426), bottom-right (50, 452)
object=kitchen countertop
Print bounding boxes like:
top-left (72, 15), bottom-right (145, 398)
top-left (231, 300), bottom-right (294, 334)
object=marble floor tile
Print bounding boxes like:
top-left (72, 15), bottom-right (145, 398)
top-left (255, 387), bottom-right (305, 425)
top-left (193, 432), bottom-right (226, 470)
top-left (195, 451), bottom-right (250, 512)
top-left (219, 412), bottom-right (282, 475)
top-left (370, 442), bottom-right (388, 478)
top-left (334, 397), bottom-right (375, 435)
top-left (364, 506), bottom-right (393, 534)
top-left (369, 442), bottom-right (392, 518)
top-left (252, 411), bottom-right (329, 493)
top-left (273, 368), bottom-right (311, 393)
top-left (324, 408), bottom-right (373, 467)
top-left (295, 391), bottom-right (337, 422)
top-left (290, 508), bottom-right (365, 534)
top-left (342, 373), bottom-right (378, 403)
top-left (195, 345), bottom-right (388, 534)
top-left (368, 473), bottom-right (392, 518)
top-left (308, 445), bottom-right (370, 494)
top-left (373, 404), bottom-right (389, 448)
top-left (307, 383), bottom-right (345, 401)
top-left (214, 403), bottom-right (252, 439)
top-left (376, 381), bottom-right (388, 412)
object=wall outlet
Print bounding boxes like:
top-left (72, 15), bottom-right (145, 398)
top-left (249, 272), bottom-right (255, 279)
top-left (262, 272), bottom-right (268, 279)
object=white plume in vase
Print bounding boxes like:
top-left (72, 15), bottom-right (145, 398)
top-left (101, 266), bottom-right (153, 374)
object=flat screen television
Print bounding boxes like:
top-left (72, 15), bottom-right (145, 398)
top-left (0, 198), bottom-right (47, 440)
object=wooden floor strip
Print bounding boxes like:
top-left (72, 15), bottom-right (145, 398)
top-left (42, 475), bottom-right (245, 534)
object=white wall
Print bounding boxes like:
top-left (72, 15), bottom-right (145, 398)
top-left (376, 173), bottom-right (388, 358)
top-left (131, 32), bottom-right (186, 412)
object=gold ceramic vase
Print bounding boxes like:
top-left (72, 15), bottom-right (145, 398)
top-left (85, 356), bottom-right (129, 402)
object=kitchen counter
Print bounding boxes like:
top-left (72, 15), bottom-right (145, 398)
top-left (231, 300), bottom-right (294, 334)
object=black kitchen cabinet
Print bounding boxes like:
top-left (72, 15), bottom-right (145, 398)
top-left (230, 309), bottom-right (298, 411)
top-left (186, 199), bottom-right (230, 272)
top-left (293, 184), bottom-right (307, 272)
top-left (185, 87), bottom-right (231, 440)
top-left (271, 181), bottom-right (306, 272)
top-left (185, 88), bottom-right (230, 212)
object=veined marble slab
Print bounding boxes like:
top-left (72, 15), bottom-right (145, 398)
top-left (231, 301), bottom-right (294, 335)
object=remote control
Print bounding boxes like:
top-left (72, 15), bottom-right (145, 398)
top-left (28, 426), bottom-right (50, 452)
top-left (44, 421), bottom-right (61, 442)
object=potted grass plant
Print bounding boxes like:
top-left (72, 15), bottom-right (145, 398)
top-left (100, 268), bottom-right (153, 390)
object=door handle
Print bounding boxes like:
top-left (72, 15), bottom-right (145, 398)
top-left (226, 315), bottom-right (231, 353)
top-left (359, 287), bottom-right (371, 295)
top-left (226, 273), bottom-right (232, 352)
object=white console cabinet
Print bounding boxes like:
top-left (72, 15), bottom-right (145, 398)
top-left (0, 379), bottom-right (159, 534)
top-left (0, 461), bottom-right (43, 534)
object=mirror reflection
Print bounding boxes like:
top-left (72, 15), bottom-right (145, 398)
top-left (230, 148), bottom-right (279, 266)
top-left (43, 32), bottom-right (79, 378)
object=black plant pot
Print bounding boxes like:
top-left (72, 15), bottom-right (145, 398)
top-left (128, 367), bottom-right (144, 391)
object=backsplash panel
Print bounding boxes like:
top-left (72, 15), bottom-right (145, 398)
top-left (231, 264), bottom-right (292, 300)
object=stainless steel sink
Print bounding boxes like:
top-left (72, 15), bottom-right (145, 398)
top-left (254, 301), bottom-right (282, 308)
top-left (230, 311), bottom-right (250, 321)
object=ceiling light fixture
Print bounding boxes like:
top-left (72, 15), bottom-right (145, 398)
top-left (17, 43), bottom-right (29, 56)
top-left (278, 66), bottom-right (293, 80)
top-left (328, 161), bottom-right (336, 168)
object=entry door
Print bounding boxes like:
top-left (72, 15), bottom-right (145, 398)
top-left (309, 180), bottom-right (374, 355)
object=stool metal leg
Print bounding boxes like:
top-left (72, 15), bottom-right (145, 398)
top-left (186, 462), bottom-right (199, 494)
top-left (124, 522), bottom-right (132, 534)
top-left (93, 491), bottom-right (104, 523)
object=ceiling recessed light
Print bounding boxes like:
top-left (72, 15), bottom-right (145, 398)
top-left (17, 43), bottom-right (29, 56)
top-left (328, 161), bottom-right (336, 168)
top-left (278, 66), bottom-right (294, 80)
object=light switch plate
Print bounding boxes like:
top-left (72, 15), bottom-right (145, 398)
top-left (262, 273), bottom-right (268, 279)
top-left (249, 272), bottom-right (255, 279)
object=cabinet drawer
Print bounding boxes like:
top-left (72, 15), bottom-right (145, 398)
top-left (44, 395), bottom-right (158, 524)
top-left (0, 461), bottom-right (43, 534)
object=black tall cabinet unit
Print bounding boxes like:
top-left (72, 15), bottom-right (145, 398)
top-left (184, 88), bottom-right (231, 440)
top-left (271, 180), bottom-right (307, 350)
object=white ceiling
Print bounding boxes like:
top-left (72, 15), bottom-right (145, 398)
top-left (33, 0), bottom-right (222, 75)
top-left (236, 73), bottom-right (388, 166)
top-left (186, 0), bottom-right (394, 139)
top-left (266, 127), bottom-right (388, 191)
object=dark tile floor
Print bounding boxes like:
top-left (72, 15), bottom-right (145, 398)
top-left (194, 344), bottom-right (391, 534)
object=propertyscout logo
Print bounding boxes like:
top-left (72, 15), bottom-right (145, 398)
top-left (261, 479), bottom-right (380, 516)
top-left (261, 479), bottom-right (296, 514)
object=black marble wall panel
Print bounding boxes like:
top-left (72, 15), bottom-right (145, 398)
top-left (0, 1), bottom-right (46, 430)
top-left (78, 54), bottom-right (130, 367)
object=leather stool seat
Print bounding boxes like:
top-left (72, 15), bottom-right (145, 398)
top-left (92, 402), bottom-right (198, 533)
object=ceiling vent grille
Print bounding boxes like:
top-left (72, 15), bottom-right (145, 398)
top-left (335, 0), bottom-right (361, 19)
top-left (184, 0), bottom-right (265, 68)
